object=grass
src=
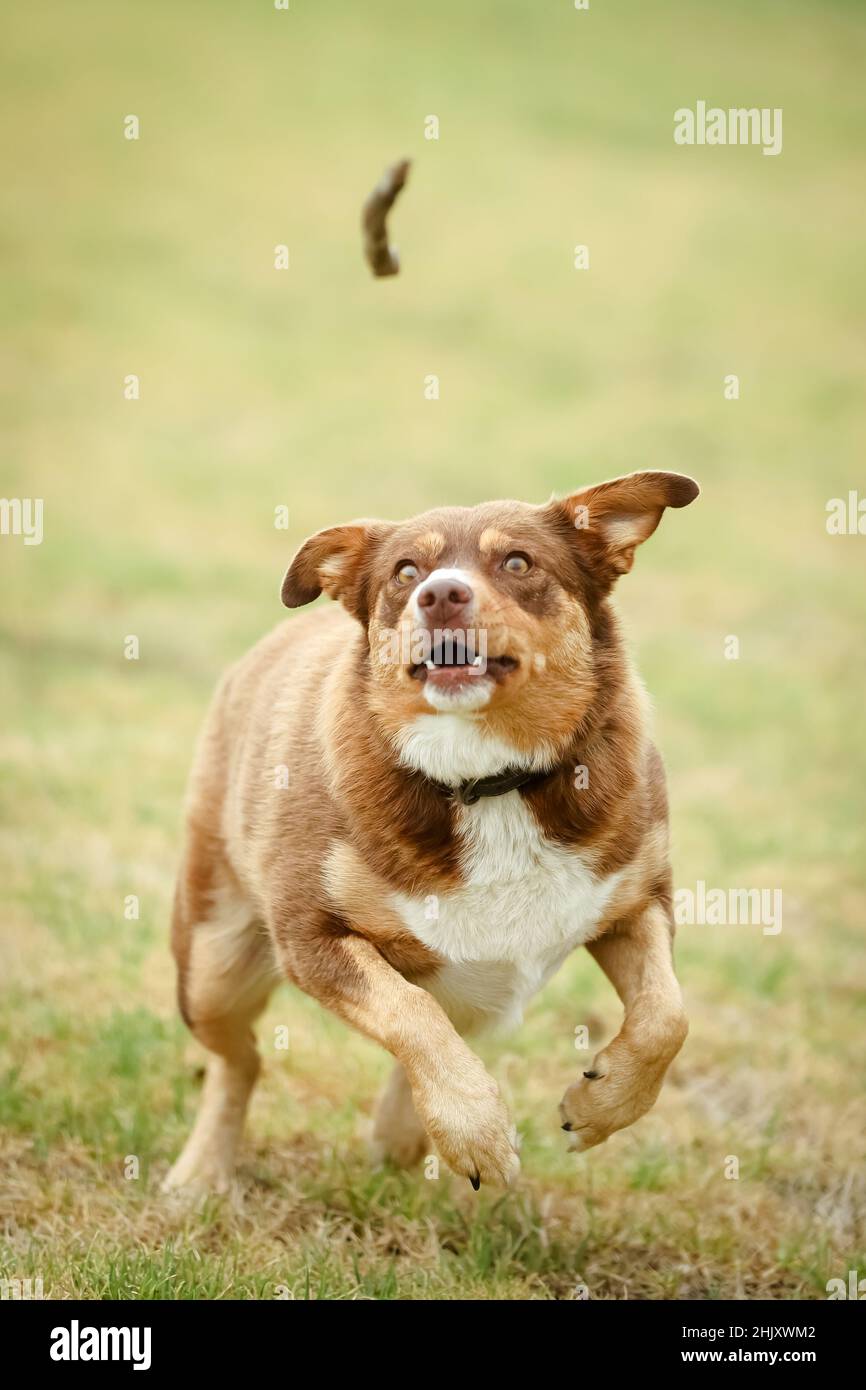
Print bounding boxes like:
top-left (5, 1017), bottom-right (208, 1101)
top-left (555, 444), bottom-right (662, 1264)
top-left (1, 0), bottom-right (865, 1299)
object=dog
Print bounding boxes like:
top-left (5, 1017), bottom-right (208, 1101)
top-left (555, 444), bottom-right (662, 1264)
top-left (164, 469), bottom-right (697, 1193)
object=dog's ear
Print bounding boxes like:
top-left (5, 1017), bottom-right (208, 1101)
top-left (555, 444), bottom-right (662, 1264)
top-left (281, 519), bottom-right (393, 622)
top-left (545, 471), bottom-right (699, 588)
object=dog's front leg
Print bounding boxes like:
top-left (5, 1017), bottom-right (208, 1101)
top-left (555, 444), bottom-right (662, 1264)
top-left (560, 900), bottom-right (688, 1150)
top-left (281, 920), bottom-right (520, 1187)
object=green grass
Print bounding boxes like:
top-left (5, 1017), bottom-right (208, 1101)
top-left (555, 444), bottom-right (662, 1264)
top-left (1, 0), bottom-right (865, 1299)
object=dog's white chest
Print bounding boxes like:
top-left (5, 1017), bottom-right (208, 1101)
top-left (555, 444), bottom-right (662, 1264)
top-left (391, 794), bottom-right (622, 1031)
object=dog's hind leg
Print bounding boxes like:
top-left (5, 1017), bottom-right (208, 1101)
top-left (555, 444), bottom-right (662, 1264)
top-left (164, 852), bottom-right (277, 1194)
top-left (371, 1062), bottom-right (430, 1169)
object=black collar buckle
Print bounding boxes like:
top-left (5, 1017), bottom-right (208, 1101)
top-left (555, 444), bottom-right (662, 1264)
top-left (429, 766), bottom-right (553, 806)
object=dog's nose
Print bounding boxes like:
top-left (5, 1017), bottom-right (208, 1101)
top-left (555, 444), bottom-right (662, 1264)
top-left (416, 575), bottom-right (474, 626)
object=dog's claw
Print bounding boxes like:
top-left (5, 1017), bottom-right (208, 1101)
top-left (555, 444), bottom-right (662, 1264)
top-left (469, 1172), bottom-right (481, 1190)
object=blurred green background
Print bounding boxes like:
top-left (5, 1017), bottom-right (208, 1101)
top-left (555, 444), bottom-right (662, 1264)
top-left (1, 0), bottom-right (865, 1299)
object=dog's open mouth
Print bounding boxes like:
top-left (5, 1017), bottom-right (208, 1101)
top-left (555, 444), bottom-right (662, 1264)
top-left (409, 636), bottom-right (518, 686)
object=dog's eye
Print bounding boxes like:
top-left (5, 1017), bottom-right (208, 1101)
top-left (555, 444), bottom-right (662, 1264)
top-left (394, 561), bottom-right (420, 585)
top-left (503, 552), bottom-right (531, 575)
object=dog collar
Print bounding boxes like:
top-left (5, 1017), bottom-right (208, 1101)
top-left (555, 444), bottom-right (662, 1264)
top-left (429, 766), bottom-right (553, 807)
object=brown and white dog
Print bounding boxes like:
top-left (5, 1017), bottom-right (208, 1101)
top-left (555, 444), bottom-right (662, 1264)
top-left (164, 470), bottom-right (697, 1193)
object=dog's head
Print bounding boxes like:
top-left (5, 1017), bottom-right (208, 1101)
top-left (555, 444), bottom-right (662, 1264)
top-left (282, 471), bottom-right (698, 761)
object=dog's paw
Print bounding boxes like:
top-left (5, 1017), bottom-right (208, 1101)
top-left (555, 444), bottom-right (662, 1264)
top-left (369, 1123), bottom-right (429, 1171)
top-left (559, 1075), bottom-right (617, 1152)
top-left (414, 1067), bottom-right (520, 1188)
top-left (559, 1058), bottom-right (661, 1153)
top-left (161, 1151), bottom-right (235, 1197)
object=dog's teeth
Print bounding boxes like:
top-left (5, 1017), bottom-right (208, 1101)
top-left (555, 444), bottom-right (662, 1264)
top-left (425, 660), bottom-right (435, 670)
top-left (471, 656), bottom-right (483, 666)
